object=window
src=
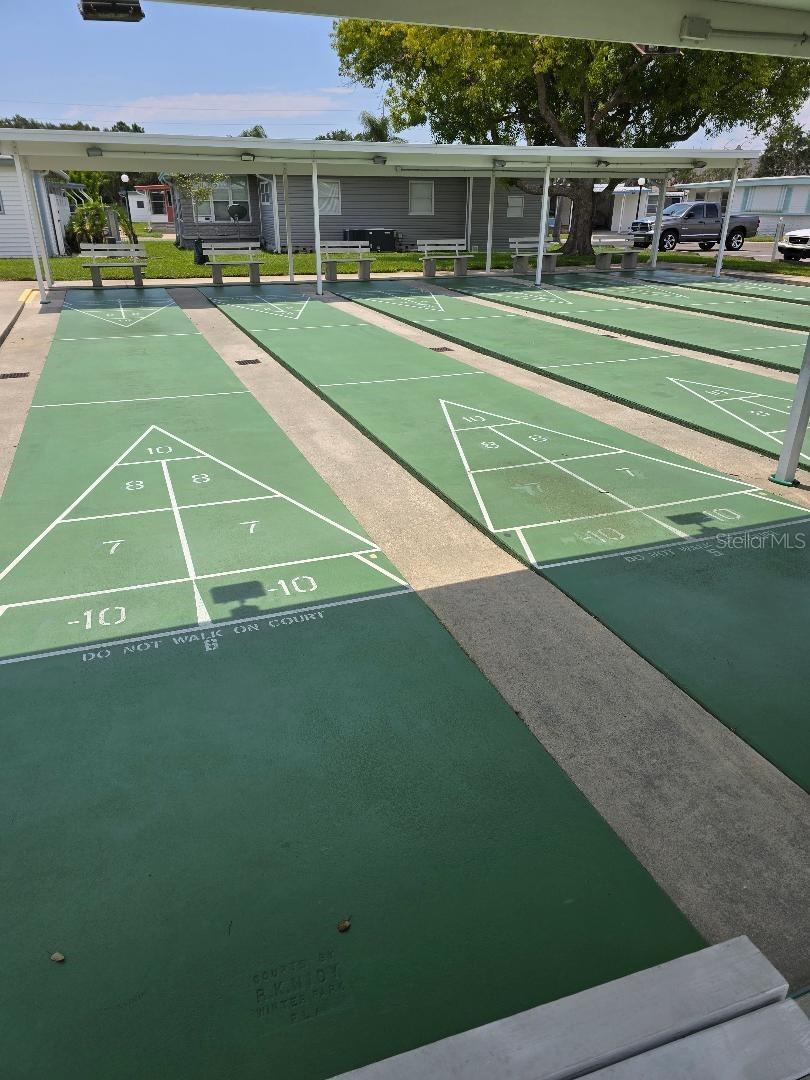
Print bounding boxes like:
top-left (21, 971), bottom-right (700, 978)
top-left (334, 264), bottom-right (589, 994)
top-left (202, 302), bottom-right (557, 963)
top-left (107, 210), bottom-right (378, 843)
top-left (149, 191), bottom-right (166, 215)
top-left (704, 203), bottom-right (718, 219)
top-left (777, 186), bottom-right (794, 213)
top-left (694, 191), bottom-right (705, 201)
top-left (136, 200), bottom-right (145, 209)
top-left (259, 180), bottom-right (272, 204)
top-left (194, 176), bottom-right (250, 223)
top-left (506, 194), bottom-right (524, 218)
top-left (409, 180), bottom-right (434, 215)
top-left (318, 178), bottom-right (341, 216)
top-left (740, 186), bottom-right (753, 211)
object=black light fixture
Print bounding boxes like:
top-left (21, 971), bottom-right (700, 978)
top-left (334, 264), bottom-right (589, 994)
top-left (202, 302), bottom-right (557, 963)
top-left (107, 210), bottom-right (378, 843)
top-left (372, 154), bottom-right (387, 165)
top-left (78, 1), bottom-right (145, 22)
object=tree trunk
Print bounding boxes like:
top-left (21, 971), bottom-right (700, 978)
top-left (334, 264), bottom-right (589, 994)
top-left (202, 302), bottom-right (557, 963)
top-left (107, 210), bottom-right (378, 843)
top-left (562, 179), bottom-right (596, 255)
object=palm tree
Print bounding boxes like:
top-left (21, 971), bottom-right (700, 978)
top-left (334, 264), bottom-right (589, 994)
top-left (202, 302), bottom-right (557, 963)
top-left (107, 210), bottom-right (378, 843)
top-left (355, 111), bottom-right (405, 143)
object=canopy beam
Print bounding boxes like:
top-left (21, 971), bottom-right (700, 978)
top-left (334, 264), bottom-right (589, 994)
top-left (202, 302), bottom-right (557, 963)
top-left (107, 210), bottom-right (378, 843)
top-left (770, 335), bottom-right (810, 487)
top-left (713, 165), bottom-right (740, 278)
top-left (12, 153), bottom-right (48, 304)
top-left (534, 164), bottom-right (552, 286)
top-left (282, 166), bottom-right (294, 283)
top-left (311, 160), bottom-right (323, 296)
top-left (485, 173), bottom-right (495, 273)
top-left (649, 178), bottom-right (667, 271)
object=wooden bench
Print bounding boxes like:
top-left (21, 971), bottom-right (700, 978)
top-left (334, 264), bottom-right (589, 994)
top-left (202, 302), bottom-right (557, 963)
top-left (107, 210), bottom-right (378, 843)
top-left (508, 236), bottom-right (558, 275)
top-left (80, 243), bottom-right (147, 288)
top-left (319, 242), bottom-right (374, 282)
top-left (417, 239), bottom-right (471, 279)
top-left (203, 242), bottom-right (262, 286)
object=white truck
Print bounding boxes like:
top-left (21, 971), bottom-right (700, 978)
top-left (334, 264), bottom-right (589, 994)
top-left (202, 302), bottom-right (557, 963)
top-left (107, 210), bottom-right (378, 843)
top-left (777, 228), bottom-right (810, 261)
top-left (630, 201), bottom-right (760, 252)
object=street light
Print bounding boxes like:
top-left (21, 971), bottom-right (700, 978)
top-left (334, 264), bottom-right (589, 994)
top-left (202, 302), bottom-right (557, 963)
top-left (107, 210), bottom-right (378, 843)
top-left (636, 176), bottom-right (646, 219)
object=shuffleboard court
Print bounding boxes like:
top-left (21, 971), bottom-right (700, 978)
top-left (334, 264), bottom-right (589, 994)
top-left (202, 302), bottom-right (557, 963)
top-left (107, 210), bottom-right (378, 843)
top-left (537, 272), bottom-right (810, 331)
top-left (0, 288), bottom-right (707, 1079)
top-left (326, 278), bottom-right (809, 469)
top-left (441, 275), bottom-right (807, 372)
top-left (208, 283), bottom-right (810, 791)
top-left (616, 268), bottom-right (810, 307)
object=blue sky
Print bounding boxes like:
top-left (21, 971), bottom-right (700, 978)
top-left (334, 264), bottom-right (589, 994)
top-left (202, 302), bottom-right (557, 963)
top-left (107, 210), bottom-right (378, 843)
top-left (2, 2), bottom-right (429, 139)
top-left (2, 2), bottom-right (803, 150)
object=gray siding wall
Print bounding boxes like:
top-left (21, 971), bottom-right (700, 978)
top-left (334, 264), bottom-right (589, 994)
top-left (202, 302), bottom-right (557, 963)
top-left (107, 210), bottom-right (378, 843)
top-left (0, 161), bottom-right (34, 257)
top-left (274, 174), bottom-right (468, 250)
top-left (469, 178), bottom-right (545, 250)
top-left (174, 175), bottom-right (262, 248)
top-left (259, 179), bottom-right (277, 250)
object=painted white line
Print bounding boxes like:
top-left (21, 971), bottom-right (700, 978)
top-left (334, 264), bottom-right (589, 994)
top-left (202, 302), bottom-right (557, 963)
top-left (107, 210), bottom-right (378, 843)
top-left (439, 399), bottom-right (496, 533)
top-left (59, 332), bottom-right (201, 342)
top-left (178, 494), bottom-right (282, 511)
top-left (32, 391), bottom-right (250, 409)
top-left (0, 587), bottom-right (412, 668)
top-left (196, 549), bottom-right (381, 581)
top-left (254, 323), bottom-right (359, 333)
top-left (471, 450), bottom-right (623, 474)
top-left (4, 576), bottom-right (192, 610)
top-left (161, 458), bottom-right (211, 625)
top-left (318, 372), bottom-right (486, 388)
top-left (122, 455), bottom-right (205, 466)
top-left (0, 427), bottom-right (162, 587)
top-left (351, 552), bottom-right (409, 587)
top-left (149, 426), bottom-right (375, 546)
top-left (63, 493), bottom-right (283, 524)
top-left (536, 517), bottom-right (810, 570)
top-left (64, 508), bottom-right (173, 523)
top-left (514, 528), bottom-right (535, 563)
top-left (500, 488), bottom-right (762, 534)
top-left (539, 355), bottom-right (672, 371)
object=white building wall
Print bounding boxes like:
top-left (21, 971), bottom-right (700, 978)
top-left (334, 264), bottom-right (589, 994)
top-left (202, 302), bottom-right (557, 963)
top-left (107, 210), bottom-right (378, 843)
top-left (0, 164), bottom-right (32, 257)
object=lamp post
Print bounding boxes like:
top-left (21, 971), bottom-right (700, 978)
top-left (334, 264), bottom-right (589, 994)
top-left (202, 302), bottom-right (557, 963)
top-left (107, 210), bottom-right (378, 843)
top-left (120, 173), bottom-right (135, 242)
top-left (635, 176), bottom-right (646, 220)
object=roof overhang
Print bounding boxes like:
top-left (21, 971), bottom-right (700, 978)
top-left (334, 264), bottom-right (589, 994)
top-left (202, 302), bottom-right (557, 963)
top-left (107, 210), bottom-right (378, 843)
top-left (153, 0), bottom-right (810, 59)
top-left (0, 131), bottom-right (749, 179)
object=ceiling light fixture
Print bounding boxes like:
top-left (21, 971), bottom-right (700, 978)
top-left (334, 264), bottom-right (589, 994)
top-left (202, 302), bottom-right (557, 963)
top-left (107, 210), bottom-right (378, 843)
top-left (86, 146), bottom-right (104, 158)
top-left (78, 1), bottom-right (145, 22)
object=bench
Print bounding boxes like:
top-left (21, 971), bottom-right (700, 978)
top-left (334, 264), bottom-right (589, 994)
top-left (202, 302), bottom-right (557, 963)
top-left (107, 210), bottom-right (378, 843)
top-left (508, 236), bottom-right (558, 275)
top-left (80, 243), bottom-right (147, 288)
top-left (203, 242), bottom-right (262, 286)
top-left (319, 242), bottom-right (374, 282)
top-left (592, 240), bottom-right (638, 271)
top-left (417, 239), bottom-right (471, 279)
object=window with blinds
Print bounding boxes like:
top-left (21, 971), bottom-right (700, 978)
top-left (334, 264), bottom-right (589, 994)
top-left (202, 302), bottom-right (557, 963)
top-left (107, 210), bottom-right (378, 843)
top-left (506, 194), bottom-right (525, 218)
top-left (409, 180), bottom-right (434, 215)
top-left (318, 179), bottom-right (341, 216)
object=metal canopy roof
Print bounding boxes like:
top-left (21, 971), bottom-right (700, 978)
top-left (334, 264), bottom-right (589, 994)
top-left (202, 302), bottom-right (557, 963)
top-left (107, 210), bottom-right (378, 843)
top-left (0, 130), bottom-right (749, 178)
top-left (154, 0), bottom-right (810, 59)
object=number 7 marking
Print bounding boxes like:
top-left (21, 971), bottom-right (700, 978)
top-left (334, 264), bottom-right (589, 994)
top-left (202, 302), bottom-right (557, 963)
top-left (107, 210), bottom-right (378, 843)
top-left (103, 539), bottom-right (125, 555)
top-left (241, 520), bottom-right (259, 535)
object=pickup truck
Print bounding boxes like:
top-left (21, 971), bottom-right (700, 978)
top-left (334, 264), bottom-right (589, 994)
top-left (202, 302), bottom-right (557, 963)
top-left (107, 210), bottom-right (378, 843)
top-left (630, 201), bottom-right (760, 252)
top-left (777, 228), bottom-right (810, 261)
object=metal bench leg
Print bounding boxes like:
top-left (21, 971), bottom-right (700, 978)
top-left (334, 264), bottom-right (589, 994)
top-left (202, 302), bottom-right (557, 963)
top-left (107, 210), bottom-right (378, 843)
top-left (249, 263), bottom-right (261, 286)
top-left (422, 258), bottom-right (437, 280)
top-left (132, 265), bottom-right (144, 288)
top-left (357, 260), bottom-right (371, 282)
top-left (89, 265), bottom-right (103, 289)
top-left (210, 264), bottom-right (223, 287)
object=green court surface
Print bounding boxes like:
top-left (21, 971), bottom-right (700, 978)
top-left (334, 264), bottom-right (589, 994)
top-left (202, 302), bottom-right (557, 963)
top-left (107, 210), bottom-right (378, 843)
top-left (538, 271), bottom-right (810, 331)
top-left (209, 283), bottom-right (810, 792)
top-left (326, 278), bottom-right (809, 469)
top-left (0, 288), bottom-right (708, 1079)
top-left (621, 268), bottom-right (810, 306)
top-left (441, 275), bottom-right (806, 372)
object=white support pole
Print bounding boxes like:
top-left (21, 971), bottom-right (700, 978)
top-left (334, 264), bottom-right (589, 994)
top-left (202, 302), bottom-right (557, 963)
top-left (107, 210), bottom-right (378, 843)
top-left (311, 161), bottom-right (323, 296)
top-left (714, 165), bottom-right (740, 279)
top-left (465, 176), bottom-right (474, 251)
top-left (12, 153), bottom-right (48, 304)
top-left (282, 167), bottom-right (294, 283)
top-left (22, 164), bottom-right (53, 287)
top-left (770, 334), bottom-right (810, 487)
top-left (649, 178), bottom-right (667, 271)
top-left (271, 175), bottom-right (281, 254)
top-left (534, 164), bottom-right (552, 286)
top-left (485, 172), bottom-right (495, 273)
top-left (771, 218), bottom-right (785, 263)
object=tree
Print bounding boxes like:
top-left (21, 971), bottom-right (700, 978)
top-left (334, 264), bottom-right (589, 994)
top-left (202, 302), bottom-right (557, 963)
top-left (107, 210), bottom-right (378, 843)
top-left (332, 25), bottom-right (810, 253)
top-left (316, 111), bottom-right (405, 142)
top-left (106, 120), bottom-right (146, 133)
top-left (240, 124), bottom-right (268, 138)
top-left (316, 128), bottom-right (355, 140)
top-left (171, 173), bottom-right (228, 240)
top-left (0, 114), bottom-right (145, 133)
top-left (756, 118), bottom-right (810, 176)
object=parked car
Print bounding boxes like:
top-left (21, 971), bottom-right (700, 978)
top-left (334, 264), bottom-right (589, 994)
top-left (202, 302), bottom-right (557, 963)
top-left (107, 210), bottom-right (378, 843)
top-left (777, 228), bottom-right (810, 261)
top-left (630, 201), bottom-right (759, 252)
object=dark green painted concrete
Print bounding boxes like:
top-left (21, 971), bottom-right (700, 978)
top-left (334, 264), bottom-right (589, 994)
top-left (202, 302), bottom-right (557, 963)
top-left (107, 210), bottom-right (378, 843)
top-left (209, 284), bottom-right (810, 792)
top-left (325, 278), bottom-right (809, 469)
top-left (539, 272), bottom-right (810, 331)
top-left (0, 288), bottom-right (706, 1078)
top-left (442, 276), bottom-right (806, 372)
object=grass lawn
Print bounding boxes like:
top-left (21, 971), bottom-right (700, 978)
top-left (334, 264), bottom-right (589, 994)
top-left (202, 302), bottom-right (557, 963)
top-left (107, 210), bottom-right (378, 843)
top-left (2, 240), bottom-right (809, 281)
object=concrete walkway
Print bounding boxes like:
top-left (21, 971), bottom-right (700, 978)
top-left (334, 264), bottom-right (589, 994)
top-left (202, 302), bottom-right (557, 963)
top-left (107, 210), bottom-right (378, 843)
top-left (0, 282), bottom-right (30, 347)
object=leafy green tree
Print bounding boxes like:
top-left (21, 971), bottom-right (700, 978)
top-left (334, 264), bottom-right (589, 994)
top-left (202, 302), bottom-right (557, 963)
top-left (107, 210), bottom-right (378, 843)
top-left (171, 173), bottom-right (229, 240)
top-left (240, 124), bottom-right (268, 138)
top-left (356, 110), bottom-right (404, 142)
top-left (756, 118), bottom-right (810, 176)
top-left (316, 128), bottom-right (355, 140)
top-left (106, 120), bottom-right (146, 133)
top-left (332, 25), bottom-right (810, 252)
top-left (0, 114), bottom-right (100, 131)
